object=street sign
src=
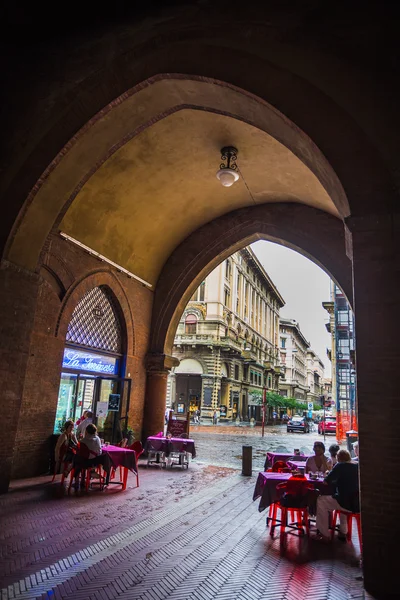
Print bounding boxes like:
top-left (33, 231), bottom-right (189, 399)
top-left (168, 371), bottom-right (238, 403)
top-left (307, 401), bottom-right (313, 411)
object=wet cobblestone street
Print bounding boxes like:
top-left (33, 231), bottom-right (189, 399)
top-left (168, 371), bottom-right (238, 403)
top-left (191, 424), bottom-right (342, 471)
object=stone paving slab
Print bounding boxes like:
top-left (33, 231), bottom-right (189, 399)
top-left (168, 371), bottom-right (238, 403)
top-left (0, 464), bottom-right (370, 600)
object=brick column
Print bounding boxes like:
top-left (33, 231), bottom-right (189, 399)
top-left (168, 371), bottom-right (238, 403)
top-left (348, 213), bottom-right (400, 598)
top-left (0, 262), bottom-right (39, 493)
top-left (142, 353), bottom-right (179, 442)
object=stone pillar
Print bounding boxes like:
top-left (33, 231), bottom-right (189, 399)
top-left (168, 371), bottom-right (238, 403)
top-left (348, 213), bottom-right (400, 598)
top-left (0, 262), bottom-right (40, 493)
top-left (142, 353), bottom-right (179, 442)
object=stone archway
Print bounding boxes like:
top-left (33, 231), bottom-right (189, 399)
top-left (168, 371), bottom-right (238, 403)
top-left (150, 202), bottom-right (352, 357)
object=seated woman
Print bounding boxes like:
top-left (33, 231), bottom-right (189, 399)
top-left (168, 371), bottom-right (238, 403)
top-left (54, 420), bottom-right (77, 476)
top-left (305, 441), bottom-right (330, 474)
top-left (328, 444), bottom-right (340, 468)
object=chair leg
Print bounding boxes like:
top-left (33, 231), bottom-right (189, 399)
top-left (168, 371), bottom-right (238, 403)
top-left (270, 503), bottom-right (278, 536)
top-left (85, 469), bottom-right (91, 492)
top-left (331, 510), bottom-right (338, 539)
top-left (280, 507), bottom-right (287, 542)
top-left (67, 468), bottom-right (76, 495)
top-left (304, 509), bottom-right (310, 536)
top-left (356, 515), bottom-right (362, 548)
top-left (347, 513), bottom-right (353, 542)
top-left (122, 467), bottom-right (129, 490)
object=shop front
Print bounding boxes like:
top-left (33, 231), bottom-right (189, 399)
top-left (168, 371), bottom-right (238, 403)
top-left (54, 286), bottom-right (131, 444)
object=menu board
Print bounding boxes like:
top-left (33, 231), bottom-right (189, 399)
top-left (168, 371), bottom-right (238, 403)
top-left (167, 413), bottom-right (189, 437)
top-left (108, 394), bottom-right (121, 412)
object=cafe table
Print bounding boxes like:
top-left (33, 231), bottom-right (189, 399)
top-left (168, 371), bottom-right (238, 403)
top-left (253, 471), bottom-right (331, 513)
top-left (145, 436), bottom-right (196, 459)
top-left (101, 444), bottom-right (137, 490)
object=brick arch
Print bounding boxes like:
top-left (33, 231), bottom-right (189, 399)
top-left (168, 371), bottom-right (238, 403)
top-left (56, 269), bottom-right (135, 357)
top-left (149, 202), bottom-right (352, 356)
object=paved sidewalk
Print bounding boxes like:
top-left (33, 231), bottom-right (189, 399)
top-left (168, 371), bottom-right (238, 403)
top-left (0, 463), bottom-right (369, 600)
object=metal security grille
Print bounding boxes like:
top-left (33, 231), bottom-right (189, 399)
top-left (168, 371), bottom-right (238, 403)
top-left (66, 286), bottom-right (122, 353)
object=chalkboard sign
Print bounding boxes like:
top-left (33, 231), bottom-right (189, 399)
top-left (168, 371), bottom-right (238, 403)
top-left (108, 394), bottom-right (120, 412)
top-left (203, 387), bottom-right (212, 406)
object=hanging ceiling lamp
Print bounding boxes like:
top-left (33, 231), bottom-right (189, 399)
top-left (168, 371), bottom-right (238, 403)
top-left (216, 146), bottom-right (240, 187)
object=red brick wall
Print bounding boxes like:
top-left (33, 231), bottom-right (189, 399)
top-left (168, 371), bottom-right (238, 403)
top-left (10, 234), bottom-right (153, 479)
top-left (0, 262), bottom-right (40, 492)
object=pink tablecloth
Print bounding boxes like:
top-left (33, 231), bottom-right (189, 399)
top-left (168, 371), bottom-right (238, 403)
top-left (253, 471), bottom-right (331, 512)
top-left (145, 436), bottom-right (196, 458)
top-left (102, 445), bottom-right (137, 474)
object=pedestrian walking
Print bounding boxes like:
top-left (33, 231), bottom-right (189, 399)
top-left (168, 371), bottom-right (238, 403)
top-left (272, 410), bottom-right (277, 426)
top-left (213, 410), bottom-right (218, 425)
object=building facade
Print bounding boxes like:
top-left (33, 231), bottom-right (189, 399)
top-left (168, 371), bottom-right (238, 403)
top-left (278, 318), bottom-right (310, 403)
top-left (323, 283), bottom-right (357, 440)
top-left (167, 247), bottom-right (285, 421)
top-left (306, 349), bottom-right (325, 405)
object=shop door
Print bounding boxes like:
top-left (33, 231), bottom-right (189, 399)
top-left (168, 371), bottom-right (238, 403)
top-left (94, 378), bottom-right (132, 444)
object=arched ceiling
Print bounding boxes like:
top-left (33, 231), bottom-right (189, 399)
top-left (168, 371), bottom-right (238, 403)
top-left (60, 109), bottom-right (336, 286)
top-left (7, 76), bottom-right (348, 280)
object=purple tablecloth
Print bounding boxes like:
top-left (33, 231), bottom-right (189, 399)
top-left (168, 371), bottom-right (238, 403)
top-left (145, 436), bottom-right (196, 458)
top-left (266, 452), bottom-right (310, 467)
top-left (253, 471), bottom-right (331, 512)
top-left (102, 445), bottom-right (137, 474)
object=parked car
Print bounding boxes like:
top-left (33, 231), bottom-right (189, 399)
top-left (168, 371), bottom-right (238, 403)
top-left (318, 415), bottom-right (337, 435)
top-left (287, 416), bottom-right (310, 434)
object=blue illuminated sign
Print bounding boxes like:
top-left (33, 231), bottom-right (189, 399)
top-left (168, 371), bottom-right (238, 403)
top-left (62, 348), bottom-right (118, 375)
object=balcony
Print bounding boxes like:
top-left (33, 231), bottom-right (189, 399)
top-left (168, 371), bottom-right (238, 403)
top-left (220, 337), bottom-right (243, 353)
top-left (242, 349), bottom-right (258, 362)
top-left (174, 334), bottom-right (212, 347)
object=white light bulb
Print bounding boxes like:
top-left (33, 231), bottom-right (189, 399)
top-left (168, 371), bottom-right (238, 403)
top-left (216, 168), bottom-right (239, 187)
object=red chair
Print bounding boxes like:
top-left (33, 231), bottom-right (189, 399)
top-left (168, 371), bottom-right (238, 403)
top-left (331, 510), bottom-right (362, 546)
top-left (51, 459), bottom-right (70, 483)
top-left (268, 461), bottom-right (291, 473)
top-left (269, 479), bottom-right (314, 541)
top-left (67, 443), bottom-right (104, 494)
top-left (52, 445), bottom-right (74, 484)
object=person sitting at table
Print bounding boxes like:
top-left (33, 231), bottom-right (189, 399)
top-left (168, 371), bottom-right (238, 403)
top-left (81, 423), bottom-right (102, 456)
top-left (328, 444), bottom-right (340, 468)
top-left (76, 410), bottom-right (93, 439)
top-left (305, 441), bottom-right (330, 474)
top-left (74, 424), bottom-right (111, 489)
top-left (314, 449), bottom-right (359, 542)
top-left (54, 420), bottom-right (77, 476)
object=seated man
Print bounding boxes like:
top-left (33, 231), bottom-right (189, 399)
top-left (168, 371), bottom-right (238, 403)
top-left (76, 410), bottom-right (93, 439)
top-left (314, 449), bottom-right (359, 542)
top-left (74, 424), bottom-right (111, 489)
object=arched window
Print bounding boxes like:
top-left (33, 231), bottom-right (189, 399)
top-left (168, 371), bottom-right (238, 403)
top-left (185, 313), bottom-right (197, 334)
top-left (66, 286), bottom-right (122, 353)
